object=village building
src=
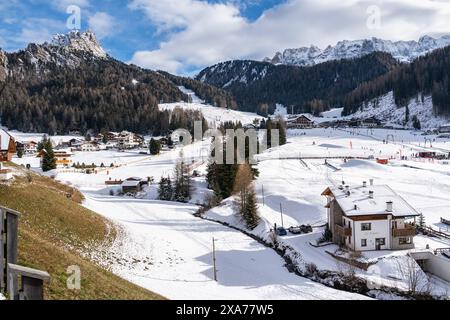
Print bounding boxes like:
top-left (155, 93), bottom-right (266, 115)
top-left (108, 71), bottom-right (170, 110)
top-left (121, 180), bottom-right (142, 194)
top-left (0, 129), bottom-right (16, 161)
top-left (20, 141), bottom-right (38, 154)
top-left (286, 115), bottom-right (315, 129)
top-left (105, 132), bottom-right (120, 142)
top-left (322, 182), bottom-right (419, 251)
top-left (118, 131), bottom-right (144, 149)
top-left (80, 142), bottom-right (100, 152)
top-left (68, 138), bottom-right (84, 150)
top-left (38, 149), bottom-right (73, 168)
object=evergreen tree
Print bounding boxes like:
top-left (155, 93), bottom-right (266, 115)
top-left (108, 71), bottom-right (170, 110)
top-left (412, 116), bottom-right (421, 130)
top-left (405, 105), bottom-right (410, 125)
top-left (17, 148), bottom-right (23, 158)
top-left (243, 187), bottom-right (259, 230)
top-left (158, 177), bottom-right (173, 201)
top-left (149, 138), bottom-right (161, 155)
top-left (276, 117), bottom-right (287, 146)
top-left (418, 213), bottom-right (426, 228)
top-left (173, 151), bottom-right (192, 202)
top-left (41, 138), bottom-right (56, 172)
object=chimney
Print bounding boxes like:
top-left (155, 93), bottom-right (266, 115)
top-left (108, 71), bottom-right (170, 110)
top-left (369, 191), bottom-right (374, 199)
top-left (370, 179), bottom-right (374, 186)
top-left (363, 181), bottom-right (367, 188)
top-left (386, 201), bottom-right (393, 212)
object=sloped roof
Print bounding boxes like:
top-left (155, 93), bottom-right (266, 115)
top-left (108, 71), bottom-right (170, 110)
top-left (326, 184), bottom-right (420, 218)
top-left (121, 180), bottom-right (140, 187)
top-left (0, 129), bottom-right (13, 151)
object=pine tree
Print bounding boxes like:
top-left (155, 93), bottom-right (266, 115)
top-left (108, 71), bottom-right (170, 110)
top-left (412, 116), bottom-right (421, 130)
top-left (243, 187), bottom-right (259, 230)
top-left (149, 138), bottom-right (161, 155)
top-left (276, 117), bottom-right (287, 146)
top-left (418, 213), bottom-right (426, 228)
top-left (17, 148), bottom-right (24, 158)
top-left (173, 151), bottom-right (192, 203)
top-left (158, 177), bottom-right (173, 201)
top-left (405, 106), bottom-right (410, 125)
top-left (41, 138), bottom-right (57, 172)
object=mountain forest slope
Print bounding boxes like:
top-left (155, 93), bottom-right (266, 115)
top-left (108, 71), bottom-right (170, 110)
top-left (196, 52), bottom-right (399, 115)
top-left (0, 31), bottom-right (230, 135)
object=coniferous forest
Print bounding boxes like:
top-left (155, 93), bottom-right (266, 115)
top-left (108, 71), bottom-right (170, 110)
top-left (0, 49), bottom-right (222, 135)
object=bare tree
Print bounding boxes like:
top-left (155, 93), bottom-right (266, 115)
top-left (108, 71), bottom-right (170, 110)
top-left (395, 256), bottom-right (432, 296)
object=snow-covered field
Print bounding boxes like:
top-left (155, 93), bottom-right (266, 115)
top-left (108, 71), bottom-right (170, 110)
top-left (206, 128), bottom-right (450, 298)
top-left (51, 140), bottom-right (368, 300)
top-left (22, 125), bottom-right (450, 299)
top-left (9, 130), bottom-right (79, 144)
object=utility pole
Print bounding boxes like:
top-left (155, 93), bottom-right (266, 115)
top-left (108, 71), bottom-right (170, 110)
top-left (212, 237), bottom-right (218, 282)
top-left (280, 203), bottom-right (284, 228)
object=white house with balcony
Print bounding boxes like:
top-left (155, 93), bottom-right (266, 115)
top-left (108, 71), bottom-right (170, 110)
top-left (322, 181), bottom-right (419, 251)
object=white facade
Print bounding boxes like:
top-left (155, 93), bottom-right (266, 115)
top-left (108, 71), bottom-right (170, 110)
top-left (343, 217), bottom-right (391, 251)
top-left (324, 183), bottom-right (418, 252)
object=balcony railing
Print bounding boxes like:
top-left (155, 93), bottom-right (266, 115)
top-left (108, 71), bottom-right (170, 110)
top-left (392, 224), bottom-right (416, 237)
top-left (335, 224), bottom-right (352, 237)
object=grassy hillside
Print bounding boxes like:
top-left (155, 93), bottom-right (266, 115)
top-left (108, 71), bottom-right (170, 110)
top-left (0, 165), bottom-right (164, 300)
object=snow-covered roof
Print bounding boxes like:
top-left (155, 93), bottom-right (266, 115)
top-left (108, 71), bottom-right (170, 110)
top-left (326, 184), bottom-right (420, 218)
top-left (0, 129), bottom-right (13, 150)
top-left (121, 180), bottom-right (140, 187)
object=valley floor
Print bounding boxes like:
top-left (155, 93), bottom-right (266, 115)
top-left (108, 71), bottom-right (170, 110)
top-left (14, 127), bottom-right (450, 299)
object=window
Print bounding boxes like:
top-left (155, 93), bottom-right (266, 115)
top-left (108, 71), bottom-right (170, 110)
top-left (361, 223), bottom-right (371, 231)
top-left (376, 238), bottom-right (386, 246)
top-left (399, 237), bottom-right (412, 245)
top-left (361, 239), bottom-right (367, 247)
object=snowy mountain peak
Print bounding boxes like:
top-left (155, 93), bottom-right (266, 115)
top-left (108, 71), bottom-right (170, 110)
top-left (264, 35), bottom-right (450, 67)
top-left (51, 30), bottom-right (107, 58)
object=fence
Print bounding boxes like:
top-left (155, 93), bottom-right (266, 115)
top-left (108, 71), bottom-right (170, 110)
top-left (1, 205), bottom-right (50, 300)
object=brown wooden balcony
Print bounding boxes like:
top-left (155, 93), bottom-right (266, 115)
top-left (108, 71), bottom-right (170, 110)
top-left (392, 224), bottom-right (416, 237)
top-left (335, 224), bottom-right (352, 237)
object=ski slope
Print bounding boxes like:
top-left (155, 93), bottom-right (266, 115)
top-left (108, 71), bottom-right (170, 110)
top-left (160, 87), bottom-right (264, 128)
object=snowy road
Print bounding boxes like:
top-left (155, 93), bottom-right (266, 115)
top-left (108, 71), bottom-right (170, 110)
top-left (83, 192), bottom-right (368, 300)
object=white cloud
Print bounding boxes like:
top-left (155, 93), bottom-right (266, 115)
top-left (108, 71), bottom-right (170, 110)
top-left (52, 0), bottom-right (90, 12)
top-left (13, 18), bottom-right (64, 46)
top-left (129, 0), bottom-right (450, 74)
top-left (88, 12), bottom-right (116, 39)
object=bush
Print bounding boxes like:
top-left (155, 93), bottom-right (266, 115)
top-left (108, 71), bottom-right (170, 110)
top-left (318, 225), bottom-right (333, 244)
top-left (305, 263), bottom-right (318, 276)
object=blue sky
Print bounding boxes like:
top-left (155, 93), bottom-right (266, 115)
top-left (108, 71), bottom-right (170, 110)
top-left (1, 0), bottom-right (449, 75)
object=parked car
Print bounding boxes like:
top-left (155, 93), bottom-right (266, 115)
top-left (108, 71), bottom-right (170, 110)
top-left (288, 225), bottom-right (313, 235)
top-left (276, 227), bottom-right (288, 236)
top-left (288, 226), bottom-right (303, 234)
